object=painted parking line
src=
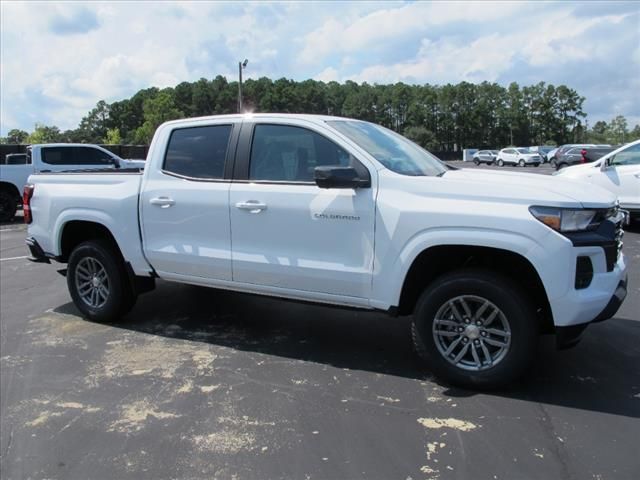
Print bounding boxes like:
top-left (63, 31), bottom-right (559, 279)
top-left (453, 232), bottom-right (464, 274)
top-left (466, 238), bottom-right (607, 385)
top-left (0, 255), bottom-right (29, 262)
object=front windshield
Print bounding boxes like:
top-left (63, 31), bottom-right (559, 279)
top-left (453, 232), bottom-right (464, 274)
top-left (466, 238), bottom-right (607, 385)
top-left (327, 120), bottom-right (447, 176)
top-left (516, 148), bottom-right (530, 154)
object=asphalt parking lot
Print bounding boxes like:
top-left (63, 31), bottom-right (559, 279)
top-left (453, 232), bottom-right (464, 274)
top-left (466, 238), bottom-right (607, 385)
top-left (1, 165), bottom-right (639, 480)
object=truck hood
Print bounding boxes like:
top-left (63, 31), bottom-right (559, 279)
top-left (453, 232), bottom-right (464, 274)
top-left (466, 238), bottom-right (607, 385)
top-left (553, 161), bottom-right (602, 177)
top-left (430, 168), bottom-right (616, 208)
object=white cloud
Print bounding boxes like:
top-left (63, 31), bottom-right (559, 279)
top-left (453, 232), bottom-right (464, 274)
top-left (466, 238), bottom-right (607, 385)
top-left (0, 1), bottom-right (638, 134)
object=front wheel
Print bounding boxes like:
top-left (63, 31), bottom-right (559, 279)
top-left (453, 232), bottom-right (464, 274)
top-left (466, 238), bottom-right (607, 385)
top-left (67, 240), bottom-right (136, 322)
top-left (497, 159), bottom-right (504, 167)
top-left (518, 159), bottom-right (526, 167)
top-left (473, 159), bottom-right (480, 165)
top-left (557, 162), bottom-right (568, 170)
top-left (411, 269), bottom-right (538, 389)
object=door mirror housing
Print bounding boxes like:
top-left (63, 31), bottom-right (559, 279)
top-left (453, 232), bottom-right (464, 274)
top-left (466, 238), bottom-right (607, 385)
top-left (314, 166), bottom-right (370, 189)
top-left (601, 156), bottom-right (613, 171)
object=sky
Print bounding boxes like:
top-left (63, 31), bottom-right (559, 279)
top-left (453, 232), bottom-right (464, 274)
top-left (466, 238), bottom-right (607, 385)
top-left (1, 1), bottom-right (639, 136)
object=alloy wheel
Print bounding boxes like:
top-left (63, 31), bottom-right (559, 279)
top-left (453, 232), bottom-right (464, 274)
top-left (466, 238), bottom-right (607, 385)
top-left (432, 295), bottom-right (511, 371)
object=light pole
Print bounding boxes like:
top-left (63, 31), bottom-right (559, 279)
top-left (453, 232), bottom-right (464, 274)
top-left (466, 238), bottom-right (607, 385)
top-left (238, 59), bottom-right (248, 113)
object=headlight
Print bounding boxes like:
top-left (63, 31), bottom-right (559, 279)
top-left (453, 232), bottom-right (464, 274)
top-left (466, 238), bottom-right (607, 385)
top-left (529, 206), bottom-right (604, 232)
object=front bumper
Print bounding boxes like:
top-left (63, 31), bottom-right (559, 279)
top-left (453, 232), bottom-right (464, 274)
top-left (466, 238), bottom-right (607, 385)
top-left (556, 275), bottom-right (627, 348)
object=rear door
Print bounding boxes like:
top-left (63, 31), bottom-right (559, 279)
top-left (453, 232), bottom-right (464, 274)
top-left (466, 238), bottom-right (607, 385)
top-left (228, 119), bottom-right (376, 299)
top-left (140, 121), bottom-right (238, 280)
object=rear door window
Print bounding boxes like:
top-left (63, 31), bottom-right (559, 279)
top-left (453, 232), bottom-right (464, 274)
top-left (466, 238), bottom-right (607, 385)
top-left (41, 147), bottom-right (75, 165)
top-left (163, 125), bottom-right (232, 179)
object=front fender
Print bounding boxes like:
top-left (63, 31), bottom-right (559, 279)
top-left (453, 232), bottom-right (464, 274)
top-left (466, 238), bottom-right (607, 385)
top-left (370, 226), bottom-right (553, 310)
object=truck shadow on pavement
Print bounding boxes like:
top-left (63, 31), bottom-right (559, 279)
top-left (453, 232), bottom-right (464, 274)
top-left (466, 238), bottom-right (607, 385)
top-left (54, 280), bottom-right (640, 418)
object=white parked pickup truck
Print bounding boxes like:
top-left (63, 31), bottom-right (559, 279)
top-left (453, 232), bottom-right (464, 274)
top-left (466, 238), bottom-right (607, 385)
top-left (0, 144), bottom-right (144, 221)
top-left (24, 114), bottom-right (628, 388)
top-left (554, 140), bottom-right (640, 221)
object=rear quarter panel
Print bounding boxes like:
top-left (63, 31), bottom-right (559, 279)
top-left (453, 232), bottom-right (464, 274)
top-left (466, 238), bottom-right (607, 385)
top-left (27, 172), bottom-right (151, 274)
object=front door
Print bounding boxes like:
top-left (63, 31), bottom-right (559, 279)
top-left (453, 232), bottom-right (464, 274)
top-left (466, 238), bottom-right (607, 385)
top-left (229, 121), bottom-right (376, 299)
top-left (141, 122), bottom-right (236, 280)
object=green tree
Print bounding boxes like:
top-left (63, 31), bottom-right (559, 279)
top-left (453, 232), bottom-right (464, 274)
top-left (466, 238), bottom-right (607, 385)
top-left (104, 128), bottom-right (122, 144)
top-left (607, 115), bottom-right (628, 144)
top-left (134, 89), bottom-right (184, 144)
top-left (76, 100), bottom-right (111, 142)
top-left (6, 129), bottom-right (29, 144)
top-left (27, 124), bottom-right (62, 144)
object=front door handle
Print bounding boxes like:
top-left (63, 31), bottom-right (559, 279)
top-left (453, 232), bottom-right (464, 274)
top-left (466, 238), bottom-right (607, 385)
top-left (150, 196), bottom-right (175, 208)
top-left (235, 201), bottom-right (267, 213)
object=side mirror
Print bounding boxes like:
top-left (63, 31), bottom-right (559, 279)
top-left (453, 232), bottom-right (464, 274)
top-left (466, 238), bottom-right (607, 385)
top-left (314, 166), bottom-right (370, 189)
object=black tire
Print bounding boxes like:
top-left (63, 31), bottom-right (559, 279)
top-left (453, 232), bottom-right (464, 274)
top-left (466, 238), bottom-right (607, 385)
top-left (534, 163), bottom-right (539, 167)
top-left (67, 240), bottom-right (136, 322)
top-left (557, 162), bottom-right (568, 170)
top-left (473, 159), bottom-right (480, 166)
top-left (497, 159), bottom-right (504, 167)
top-left (518, 159), bottom-right (525, 167)
top-left (0, 190), bottom-right (18, 223)
top-left (411, 269), bottom-right (538, 389)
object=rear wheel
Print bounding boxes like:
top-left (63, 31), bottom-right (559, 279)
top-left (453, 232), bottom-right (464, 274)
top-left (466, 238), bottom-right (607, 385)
top-left (497, 159), bottom-right (504, 167)
top-left (411, 269), bottom-right (538, 389)
top-left (0, 190), bottom-right (18, 222)
top-left (67, 240), bottom-right (136, 322)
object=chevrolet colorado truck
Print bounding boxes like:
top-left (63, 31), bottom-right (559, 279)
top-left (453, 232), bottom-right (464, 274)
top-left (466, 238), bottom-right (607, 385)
top-left (0, 144), bottom-right (144, 222)
top-left (24, 114), bottom-right (628, 388)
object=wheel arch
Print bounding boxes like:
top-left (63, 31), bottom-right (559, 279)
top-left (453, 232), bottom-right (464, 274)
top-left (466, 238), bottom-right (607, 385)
top-left (396, 244), bottom-right (554, 333)
top-left (59, 220), bottom-right (123, 263)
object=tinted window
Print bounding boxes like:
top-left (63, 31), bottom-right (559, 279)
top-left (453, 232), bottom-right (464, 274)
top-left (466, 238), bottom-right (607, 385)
top-left (249, 124), bottom-right (356, 182)
top-left (41, 146), bottom-right (114, 165)
top-left (75, 147), bottom-right (116, 165)
top-left (164, 125), bottom-right (232, 179)
top-left (41, 147), bottom-right (75, 165)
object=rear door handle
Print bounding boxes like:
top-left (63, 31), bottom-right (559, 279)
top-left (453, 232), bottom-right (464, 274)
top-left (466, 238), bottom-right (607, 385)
top-left (235, 201), bottom-right (267, 213)
top-left (150, 196), bottom-right (175, 208)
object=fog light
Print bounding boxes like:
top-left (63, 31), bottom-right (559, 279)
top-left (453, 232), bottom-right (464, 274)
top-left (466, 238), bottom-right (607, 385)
top-left (575, 256), bottom-right (593, 289)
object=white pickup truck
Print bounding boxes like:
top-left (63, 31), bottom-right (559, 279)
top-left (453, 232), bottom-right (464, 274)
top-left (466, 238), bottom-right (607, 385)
top-left (0, 144), bottom-right (144, 222)
top-left (24, 114), bottom-right (628, 388)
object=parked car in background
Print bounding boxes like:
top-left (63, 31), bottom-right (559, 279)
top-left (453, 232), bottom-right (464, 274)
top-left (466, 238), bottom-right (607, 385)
top-left (545, 147), bottom-right (559, 163)
top-left (555, 146), bottom-right (616, 170)
top-left (0, 144), bottom-right (145, 222)
top-left (555, 140), bottom-right (640, 220)
top-left (496, 148), bottom-right (542, 167)
top-left (549, 144), bottom-right (610, 167)
top-left (472, 150), bottom-right (498, 165)
top-left (2, 153), bottom-right (28, 165)
top-left (529, 146), bottom-right (555, 163)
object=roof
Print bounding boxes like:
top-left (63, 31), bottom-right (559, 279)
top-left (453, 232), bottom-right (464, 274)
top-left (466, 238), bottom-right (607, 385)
top-left (161, 112), bottom-right (356, 127)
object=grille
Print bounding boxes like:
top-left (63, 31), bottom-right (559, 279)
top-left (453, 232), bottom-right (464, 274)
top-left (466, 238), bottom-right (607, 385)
top-left (604, 209), bottom-right (624, 272)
